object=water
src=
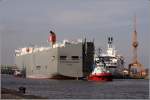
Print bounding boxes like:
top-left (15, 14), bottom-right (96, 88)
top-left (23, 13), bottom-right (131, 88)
top-left (1, 74), bottom-right (149, 99)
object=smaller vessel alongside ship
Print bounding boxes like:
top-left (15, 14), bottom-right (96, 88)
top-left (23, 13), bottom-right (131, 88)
top-left (88, 61), bottom-right (112, 81)
top-left (96, 37), bottom-right (125, 78)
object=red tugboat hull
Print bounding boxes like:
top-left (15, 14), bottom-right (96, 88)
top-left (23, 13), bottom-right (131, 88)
top-left (88, 73), bottom-right (112, 81)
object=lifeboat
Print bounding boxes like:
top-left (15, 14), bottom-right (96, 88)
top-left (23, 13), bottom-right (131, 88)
top-left (88, 63), bottom-right (112, 81)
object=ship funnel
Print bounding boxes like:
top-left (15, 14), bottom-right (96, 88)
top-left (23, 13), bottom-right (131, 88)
top-left (48, 30), bottom-right (56, 47)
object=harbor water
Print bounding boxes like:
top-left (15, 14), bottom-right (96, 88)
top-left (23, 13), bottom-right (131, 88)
top-left (1, 74), bottom-right (149, 99)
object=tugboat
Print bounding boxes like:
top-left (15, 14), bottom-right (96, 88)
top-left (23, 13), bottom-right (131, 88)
top-left (88, 60), bottom-right (112, 81)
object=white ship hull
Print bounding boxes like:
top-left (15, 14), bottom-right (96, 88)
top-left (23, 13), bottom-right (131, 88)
top-left (15, 42), bottom-right (83, 79)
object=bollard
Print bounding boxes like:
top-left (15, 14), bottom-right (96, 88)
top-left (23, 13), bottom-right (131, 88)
top-left (18, 87), bottom-right (26, 94)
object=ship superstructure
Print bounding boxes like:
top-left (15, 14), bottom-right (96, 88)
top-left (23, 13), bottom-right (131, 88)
top-left (95, 37), bottom-right (124, 76)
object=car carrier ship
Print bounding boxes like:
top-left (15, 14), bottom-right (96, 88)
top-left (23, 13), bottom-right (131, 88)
top-left (14, 31), bottom-right (94, 79)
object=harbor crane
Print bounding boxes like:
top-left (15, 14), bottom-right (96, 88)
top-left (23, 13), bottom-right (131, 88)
top-left (128, 16), bottom-right (145, 78)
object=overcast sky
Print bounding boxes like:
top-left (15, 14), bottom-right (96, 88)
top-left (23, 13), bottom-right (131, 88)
top-left (0, 0), bottom-right (149, 68)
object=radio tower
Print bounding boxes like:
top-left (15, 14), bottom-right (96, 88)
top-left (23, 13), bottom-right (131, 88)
top-left (128, 15), bottom-right (145, 77)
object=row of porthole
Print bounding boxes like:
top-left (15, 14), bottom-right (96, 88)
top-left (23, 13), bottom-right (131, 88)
top-left (51, 56), bottom-right (81, 60)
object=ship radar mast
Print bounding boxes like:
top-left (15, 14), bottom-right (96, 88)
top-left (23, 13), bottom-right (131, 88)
top-left (107, 36), bottom-right (116, 56)
top-left (108, 36), bottom-right (113, 48)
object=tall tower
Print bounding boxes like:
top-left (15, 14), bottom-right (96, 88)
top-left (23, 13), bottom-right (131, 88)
top-left (128, 16), bottom-right (144, 77)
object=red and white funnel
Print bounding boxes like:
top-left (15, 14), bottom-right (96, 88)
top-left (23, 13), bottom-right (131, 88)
top-left (48, 31), bottom-right (56, 47)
